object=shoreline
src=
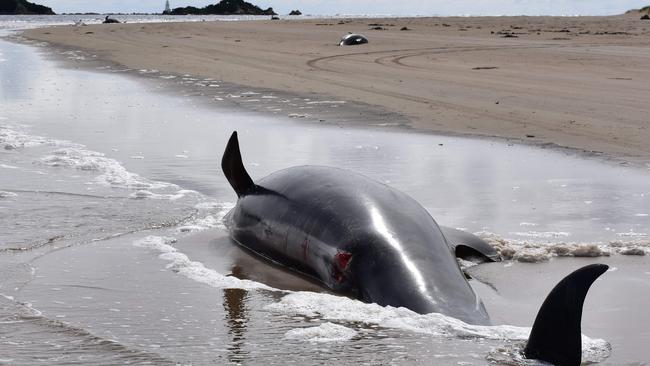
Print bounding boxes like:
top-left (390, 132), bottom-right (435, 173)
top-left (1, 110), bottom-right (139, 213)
top-left (2, 28), bottom-right (650, 364)
top-left (16, 15), bottom-right (650, 168)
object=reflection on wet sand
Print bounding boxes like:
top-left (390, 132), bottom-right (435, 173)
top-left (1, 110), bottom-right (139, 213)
top-left (223, 266), bottom-right (250, 364)
top-left (224, 238), bottom-right (329, 293)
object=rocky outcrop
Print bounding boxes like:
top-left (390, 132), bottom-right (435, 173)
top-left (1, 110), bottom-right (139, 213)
top-left (289, 10), bottom-right (301, 15)
top-left (170, 0), bottom-right (276, 16)
top-left (0, 0), bottom-right (55, 14)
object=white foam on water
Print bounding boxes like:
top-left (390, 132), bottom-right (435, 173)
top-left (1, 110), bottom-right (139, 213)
top-left (476, 232), bottom-right (649, 262)
top-left (40, 147), bottom-right (170, 190)
top-left (284, 322), bottom-right (358, 343)
top-left (0, 125), bottom-right (59, 150)
top-left (305, 100), bottom-right (346, 105)
top-left (133, 229), bottom-right (611, 362)
top-left (133, 236), bottom-right (272, 291)
top-left (616, 230), bottom-right (647, 238)
top-left (2, 125), bottom-right (177, 193)
top-left (130, 189), bottom-right (197, 201)
top-left (509, 231), bottom-right (570, 239)
top-left (0, 293), bottom-right (42, 317)
top-left (177, 201), bottom-right (235, 232)
top-left (265, 292), bottom-right (610, 362)
top-left (619, 247), bottom-right (646, 256)
top-left (177, 215), bottom-right (220, 233)
top-left (0, 191), bottom-right (17, 198)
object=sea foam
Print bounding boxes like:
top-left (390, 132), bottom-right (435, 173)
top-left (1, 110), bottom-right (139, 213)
top-left (133, 234), bottom-right (611, 362)
top-left (133, 236), bottom-right (272, 291)
top-left (284, 322), bottom-right (358, 343)
top-left (477, 231), bottom-right (648, 262)
top-left (40, 147), bottom-right (171, 190)
top-left (0, 125), bottom-right (58, 150)
top-left (266, 292), bottom-right (610, 363)
top-left (1, 125), bottom-right (174, 192)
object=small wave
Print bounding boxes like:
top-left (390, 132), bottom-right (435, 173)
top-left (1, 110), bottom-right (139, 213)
top-left (305, 100), bottom-right (346, 105)
top-left (284, 322), bottom-right (358, 343)
top-left (0, 294), bottom-right (175, 364)
top-left (477, 232), bottom-right (648, 262)
top-left (176, 201), bottom-right (234, 232)
top-left (0, 191), bottom-right (17, 198)
top-left (40, 147), bottom-right (171, 190)
top-left (288, 113), bottom-right (310, 118)
top-left (0, 125), bottom-right (59, 150)
top-left (133, 236), bottom-right (272, 291)
top-left (509, 231), bottom-right (570, 239)
top-left (176, 215), bottom-right (220, 233)
top-left (130, 189), bottom-right (198, 201)
top-left (2, 125), bottom-right (172, 191)
top-left (134, 233), bottom-right (611, 363)
top-left (266, 292), bottom-right (610, 363)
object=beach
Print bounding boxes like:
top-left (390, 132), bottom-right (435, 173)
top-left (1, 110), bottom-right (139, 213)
top-left (24, 15), bottom-right (650, 166)
top-left (1, 14), bottom-right (649, 365)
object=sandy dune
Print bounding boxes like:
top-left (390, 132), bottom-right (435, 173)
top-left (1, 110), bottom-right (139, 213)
top-left (25, 15), bottom-right (650, 165)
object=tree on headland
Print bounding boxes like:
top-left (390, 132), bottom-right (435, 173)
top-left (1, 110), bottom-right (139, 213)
top-left (0, 0), bottom-right (55, 14)
top-left (170, 0), bottom-right (276, 15)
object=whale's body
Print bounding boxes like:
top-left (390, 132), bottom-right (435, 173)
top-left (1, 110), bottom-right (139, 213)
top-left (221, 131), bottom-right (608, 365)
top-left (225, 165), bottom-right (491, 324)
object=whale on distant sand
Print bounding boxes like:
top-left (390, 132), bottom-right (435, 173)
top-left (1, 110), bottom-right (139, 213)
top-left (339, 33), bottom-right (368, 46)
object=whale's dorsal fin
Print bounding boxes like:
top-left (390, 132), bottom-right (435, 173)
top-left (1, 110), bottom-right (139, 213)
top-left (222, 131), bottom-right (255, 197)
top-left (440, 226), bottom-right (500, 262)
top-left (524, 263), bottom-right (608, 366)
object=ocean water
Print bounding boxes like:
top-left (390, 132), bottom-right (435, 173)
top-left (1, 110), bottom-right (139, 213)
top-left (0, 14), bottom-right (279, 31)
top-left (1, 22), bottom-right (649, 365)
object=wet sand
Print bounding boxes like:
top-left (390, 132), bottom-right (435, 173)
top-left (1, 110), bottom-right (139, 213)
top-left (23, 15), bottom-right (650, 166)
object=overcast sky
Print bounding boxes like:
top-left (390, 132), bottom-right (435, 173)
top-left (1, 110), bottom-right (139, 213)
top-left (36, 0), bottom-right (649, 16)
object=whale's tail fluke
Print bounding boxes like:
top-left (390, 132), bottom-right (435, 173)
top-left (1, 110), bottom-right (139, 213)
top-left (524, 263), bottom-right (608, 366)
top-left (222, 131), bottom-right (255, 197)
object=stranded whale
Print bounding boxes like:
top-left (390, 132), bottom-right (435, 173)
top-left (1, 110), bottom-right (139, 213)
top-left (221, 131), bottom-right (607, 364)
top-left (339, 33), bottom-right (368, 46)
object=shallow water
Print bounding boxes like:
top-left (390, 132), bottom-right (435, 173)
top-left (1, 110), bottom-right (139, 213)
top-left (1, 31), bottom-right (649, 365)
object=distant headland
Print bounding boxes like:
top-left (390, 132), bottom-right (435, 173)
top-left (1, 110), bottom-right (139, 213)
top-left (169, 0), bottom-right (276, 16)
top-left (0, 0), bottom-right (55, 14)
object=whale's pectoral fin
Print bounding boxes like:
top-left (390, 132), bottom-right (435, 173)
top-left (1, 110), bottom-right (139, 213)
top-left (222, 131), bottom-right (255, 197)
top-left (440, 226), bottom-right (500, 262)
top-left (524, 263), bottom-right (608, 366)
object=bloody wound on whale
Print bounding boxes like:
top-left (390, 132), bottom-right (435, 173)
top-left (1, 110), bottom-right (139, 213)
top-left (221, 131), bottom-right (607, 365)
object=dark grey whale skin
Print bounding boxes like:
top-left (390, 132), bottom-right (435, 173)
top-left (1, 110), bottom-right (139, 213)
top-left (224, 165), bottom-right (491, 325)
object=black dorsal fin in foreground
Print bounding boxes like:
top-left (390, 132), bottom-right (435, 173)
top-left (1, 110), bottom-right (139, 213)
top-left (221, 131), bottom-right (255, 197)
top-left (524, 263), bottom-right (609, 366)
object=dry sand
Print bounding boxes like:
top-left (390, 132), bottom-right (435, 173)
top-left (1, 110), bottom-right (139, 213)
top-left (24, 15), bottom-right (650, 164)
